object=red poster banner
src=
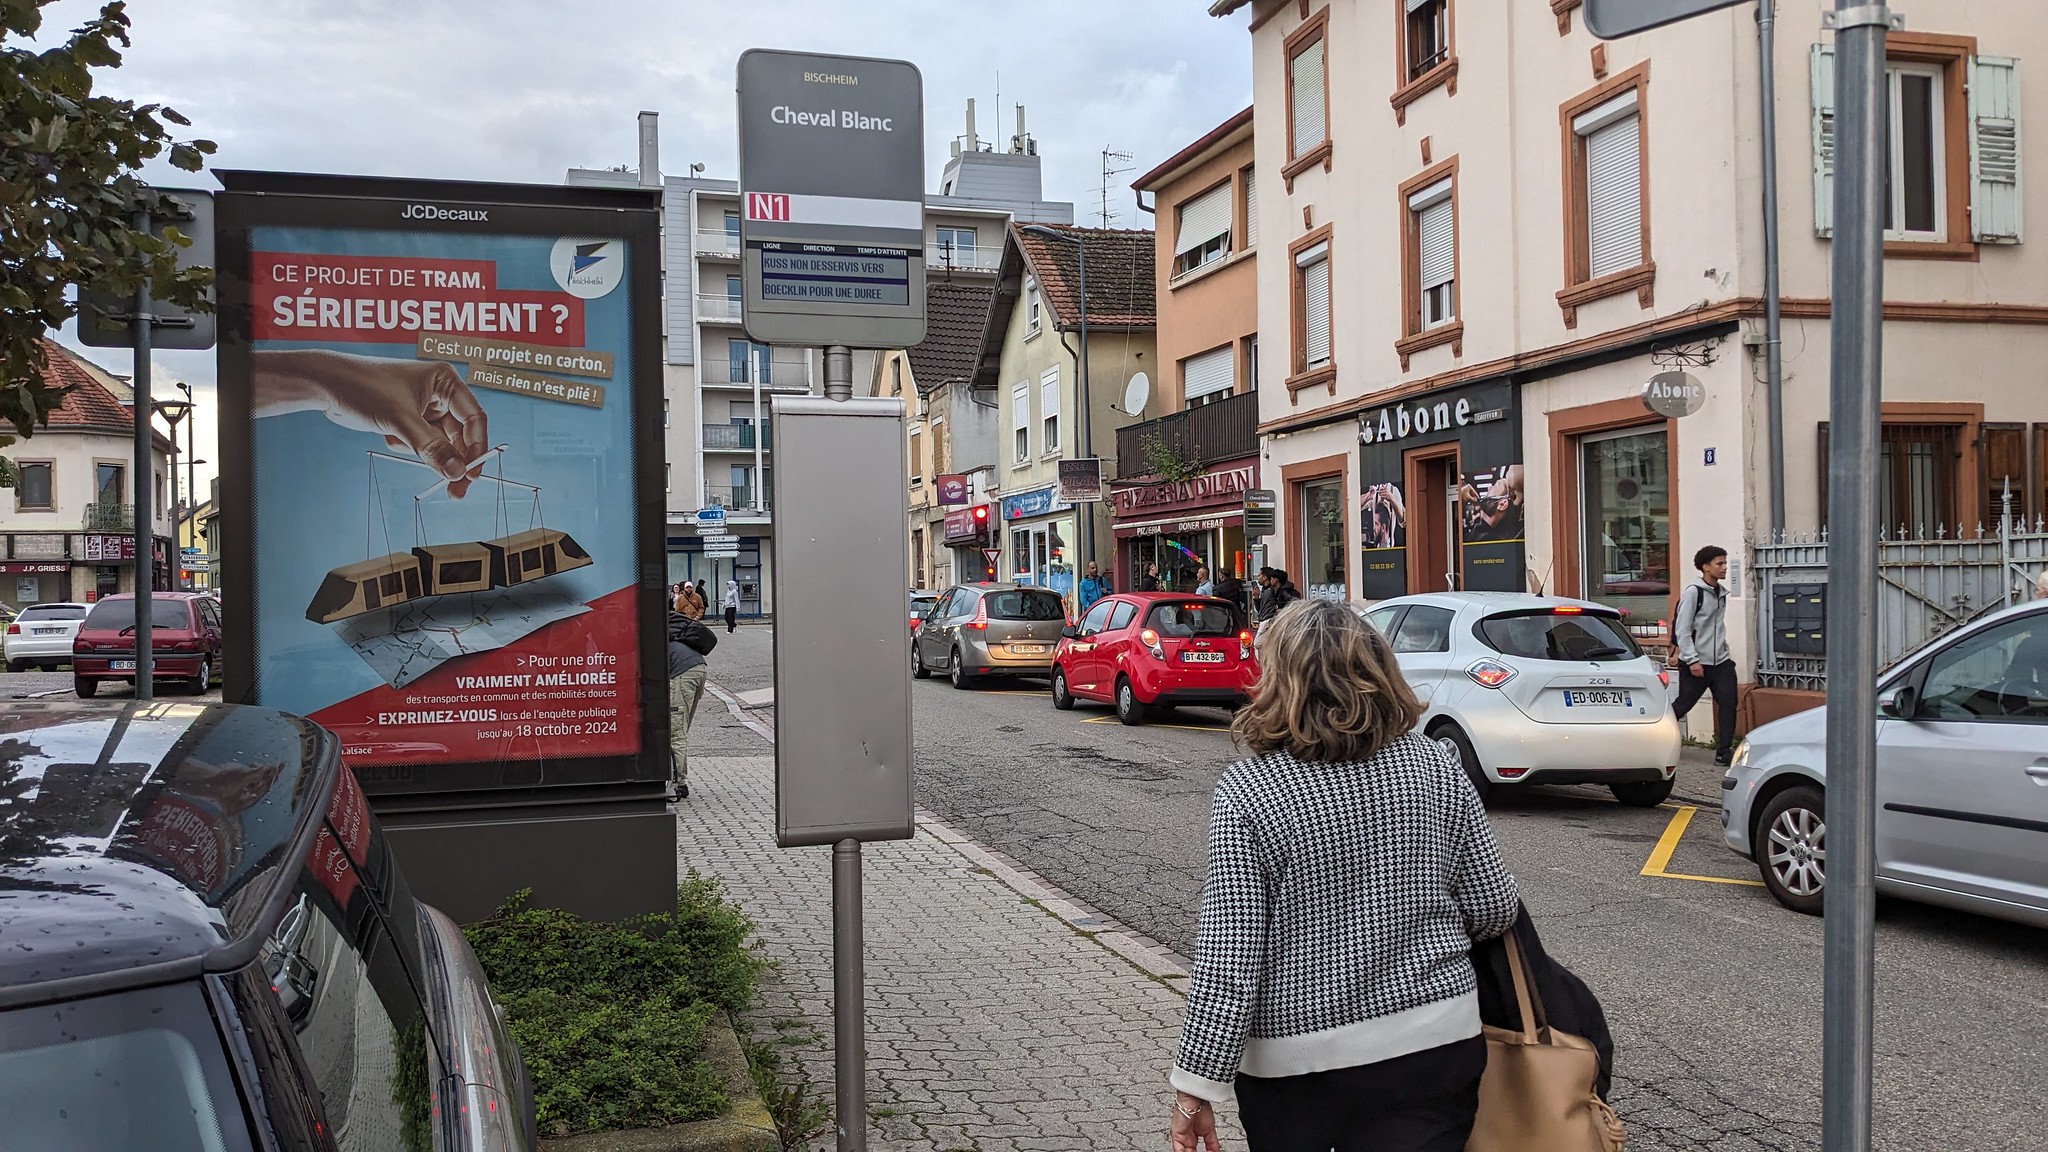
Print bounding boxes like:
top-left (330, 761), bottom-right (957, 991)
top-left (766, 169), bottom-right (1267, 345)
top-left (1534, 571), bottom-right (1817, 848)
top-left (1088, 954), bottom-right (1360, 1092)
top-left (252, 252), bottom-right (586, 346)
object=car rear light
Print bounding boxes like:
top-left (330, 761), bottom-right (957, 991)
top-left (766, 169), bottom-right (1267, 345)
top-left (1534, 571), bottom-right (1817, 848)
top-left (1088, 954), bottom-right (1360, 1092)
top-left (1497, 767), bottom-right (1530, 779)
top-left (1552, 606), bottom-right (1583, 615)
top-left (1139, 628), bottom-right (1163, 659)
top-left (1465, 658), bottom-right (1517, 688)
top-left (1239, 629), bottom-right (1253, 659)
top-left (964, 601), bottom-right (988, 630)
top-left (1657, 669), bottom-right (1671, 687)
top-left (4, 623), bottom-right (15, 635)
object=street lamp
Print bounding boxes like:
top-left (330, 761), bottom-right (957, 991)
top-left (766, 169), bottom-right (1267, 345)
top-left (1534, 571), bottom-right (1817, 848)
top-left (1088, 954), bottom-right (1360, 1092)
top-left (1017, 224), bottom-right (1095, 596)
top-left (152, 398), bottom-right (192, 589)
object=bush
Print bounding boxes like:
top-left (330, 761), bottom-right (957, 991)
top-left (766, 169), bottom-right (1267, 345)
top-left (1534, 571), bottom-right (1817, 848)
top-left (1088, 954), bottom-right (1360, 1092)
top-left (464, 873), bottom-right (770, 1138)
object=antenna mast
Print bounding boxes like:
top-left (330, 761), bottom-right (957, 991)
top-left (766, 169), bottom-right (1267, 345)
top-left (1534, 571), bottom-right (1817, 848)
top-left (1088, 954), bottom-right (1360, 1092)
top-left (1098, 147), bottom-right (1135, 226)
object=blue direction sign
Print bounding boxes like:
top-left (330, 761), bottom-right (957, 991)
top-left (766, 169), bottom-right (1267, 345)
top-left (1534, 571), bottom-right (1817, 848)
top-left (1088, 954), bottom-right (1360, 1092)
top-left (696, 505), bottom-right (728, 523)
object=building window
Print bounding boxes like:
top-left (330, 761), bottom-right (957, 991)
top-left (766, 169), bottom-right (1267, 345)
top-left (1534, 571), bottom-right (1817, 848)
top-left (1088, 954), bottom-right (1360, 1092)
top-left (1012, 383), bottom-right (1031, 464)
top-left (1572, 85), bottom-right (1646, 281)
top-left (1579, 426), bottom-right (1671, 621)
top-left (1183, 345), bottom-right (1235, 409)
top-left (666, 463), bottom-right (671, 492)
top-left (912, 528), bottom-right (926, 589)
top-left (1405, 0), bottom-right (1449, 82)
top-left (1174, 181), bottom-right (1233, 277)
top-left (935, 226), bottom-right (978, 262)
top-left (1242, 167), bottom-right (1259, 248)
top-left (16, 462), bottom-right (52, 510)
top-left (1885, 63), bottom-right (1946, 239)
top-left (723, 211), bottom-right (739, 240)
top-left (1024, 276), bottom-right (1042, 336)
top-left (1245, 334), bottom-right (1259, 395)
top-left (909, 427), bottom-right (923, 483)
top-left (95, 462), bottom-right (124, 506)
top-left (1286, 13), bottom-right (1328, 163)
top-left (1292, 238), bottom-right (1331, 375)
top-left (1299, 477), bottom-right (1347, 600)
top-left (725, 274), bottom-right (741, 302)
top-left (1819, 418), bottom-right (1972, 535)
top-left (1040, 366), bottom-right (1061, 455)
top-left (1408, 177), bottom-right (1457, 331)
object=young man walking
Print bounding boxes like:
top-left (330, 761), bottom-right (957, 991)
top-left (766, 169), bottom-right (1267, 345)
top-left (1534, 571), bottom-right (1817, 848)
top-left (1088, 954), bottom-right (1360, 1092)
top-left (1674, 545), bottom-right (1740, 766)
top-left (667, 610), bottom-right (716, 800)
top-left (723, 578), bottom-right (741, 633)
top-left (1079, 561), bottom-right (1110, 612)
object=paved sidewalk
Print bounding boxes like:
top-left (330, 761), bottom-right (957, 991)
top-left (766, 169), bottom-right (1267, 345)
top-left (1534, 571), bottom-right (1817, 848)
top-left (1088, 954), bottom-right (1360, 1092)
top-left (677, 681), bottom-right (1243, 1152)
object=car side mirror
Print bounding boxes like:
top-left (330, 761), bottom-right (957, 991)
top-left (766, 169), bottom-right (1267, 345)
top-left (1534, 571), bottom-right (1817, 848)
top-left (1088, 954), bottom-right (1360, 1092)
top-left (1880, 685), bottom-right (1917, 719)
top-left (1061, 625), bottom-right (1079, 639)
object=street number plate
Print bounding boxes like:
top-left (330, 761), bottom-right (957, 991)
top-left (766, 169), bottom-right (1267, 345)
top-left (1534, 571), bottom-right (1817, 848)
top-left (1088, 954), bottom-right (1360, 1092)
top-left (1564, 689), bottom-right (1630, 707)
top-left (1182, 651), bottom-right (1226, 664)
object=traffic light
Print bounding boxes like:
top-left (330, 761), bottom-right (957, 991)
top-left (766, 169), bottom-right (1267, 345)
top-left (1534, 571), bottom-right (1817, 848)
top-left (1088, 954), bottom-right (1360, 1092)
top-left (971, 504), bottom-right (990, 528)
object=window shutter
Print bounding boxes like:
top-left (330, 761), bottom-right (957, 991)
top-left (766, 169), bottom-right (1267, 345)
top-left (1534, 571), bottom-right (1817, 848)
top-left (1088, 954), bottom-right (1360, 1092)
top-left (1244, 171), bottom-right (1259, 248)
top-left (1303, 257), bottom-right (1331, 368)
top-left (1969, 55), bottom-right (2023, 244)
top-left (1811, 44), bottom-right (1836, 238)
top-left (1176, 184), bottom-right (1233, 256)
top-left (1418, 199), bottom-right (1455, 290)
top-left (1585, 113), bottom-right (1643, 277)
top-left (1039, 365), bottom-right (1060, 419)
top-left (1291, 40), bottom-right (1326, 153)
top-left (1183, 346), bottom-right (1236, 402)
top-left (1011, 384), bottom-right (1030, 432)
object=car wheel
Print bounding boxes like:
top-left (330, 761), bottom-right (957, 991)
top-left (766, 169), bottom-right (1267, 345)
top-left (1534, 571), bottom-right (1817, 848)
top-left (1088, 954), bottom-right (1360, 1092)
top-left (1757, 785), bottom-right (1827, 916)
top-left (911, 641), bottom-right (930, 679)
top-left (1610, 777), bottom-right (1675, 807)
top-left (187, 658), bottom-right (212, 696)
top-left (1115, 677), bottom-right (1148, 726)
top-left (74, 677), bottom-right (96, 699)
top-left (1430, 723), bottom-right (1488, 800)
top-left (949, 647), bottom-right (976, 690)
top-left (1051, 667), bottom-right (1075, 710)
top-left (5, 660), bottom-right (20, 674)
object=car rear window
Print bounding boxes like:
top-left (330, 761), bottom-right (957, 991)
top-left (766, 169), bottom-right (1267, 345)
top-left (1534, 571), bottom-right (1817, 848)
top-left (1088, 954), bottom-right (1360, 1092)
top-left (984, 590), bottom-right (1065, 621)
top-left (19, 605), bottom-right (86, 621)
top-left (83, 599), bottom-right (192, 631)
top-left (1144, 601), bottom-right (1243, 637)
top-left (1478, 610), bottom-right (1641, 662)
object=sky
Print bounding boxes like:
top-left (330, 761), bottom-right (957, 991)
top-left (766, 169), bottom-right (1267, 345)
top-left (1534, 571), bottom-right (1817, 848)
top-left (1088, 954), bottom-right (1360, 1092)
top-left (36, 0), bottom-right (1256, 501)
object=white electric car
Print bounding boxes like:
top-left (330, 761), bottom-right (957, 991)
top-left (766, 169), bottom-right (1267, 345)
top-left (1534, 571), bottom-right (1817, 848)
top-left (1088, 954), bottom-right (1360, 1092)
top-left (1361, 592), bottom-right (1682, 805)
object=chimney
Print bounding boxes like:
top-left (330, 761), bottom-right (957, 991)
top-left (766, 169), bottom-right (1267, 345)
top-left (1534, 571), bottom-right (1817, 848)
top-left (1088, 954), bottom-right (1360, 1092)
top-left (964, 98), bottom-right (978, 152)
top-left (637, 111), bottom-right (660, 187)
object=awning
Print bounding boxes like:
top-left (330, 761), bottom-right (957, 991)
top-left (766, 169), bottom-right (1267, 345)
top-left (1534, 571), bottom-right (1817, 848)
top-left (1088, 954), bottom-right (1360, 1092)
top-left (1112, 510), bottom-right (1244, 538)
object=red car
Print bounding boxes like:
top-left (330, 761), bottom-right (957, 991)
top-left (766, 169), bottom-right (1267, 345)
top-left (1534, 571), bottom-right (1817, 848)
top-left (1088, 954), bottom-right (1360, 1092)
top-left (1050, 593), bottom-right (1258, 725)
top-left (72, 592), bottom-right (223, 697)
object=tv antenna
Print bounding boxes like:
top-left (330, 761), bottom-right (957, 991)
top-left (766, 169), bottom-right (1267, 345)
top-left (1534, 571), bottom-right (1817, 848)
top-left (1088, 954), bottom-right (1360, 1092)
top-left (1098, 147), bottom-right (1135, 226)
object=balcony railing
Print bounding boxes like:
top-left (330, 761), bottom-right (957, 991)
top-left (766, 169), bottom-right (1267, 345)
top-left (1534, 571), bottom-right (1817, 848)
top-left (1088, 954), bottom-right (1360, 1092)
top-left (702, 424), bottom-right (772, 452)
top-left (696, 294), bottom-right (744, 323)
top-left (695, 229), bottom-right (741, 256)
top-left (1114, 391), bottom-right (1260, 480)
top-left (924, 243), bottom-right (1002, 273)
top-left (84, 502), bottom-right (135, 532)
top-left (703, 485), bottom-right (770, 513)
top-left (700, 356), bottom-right (813, 389)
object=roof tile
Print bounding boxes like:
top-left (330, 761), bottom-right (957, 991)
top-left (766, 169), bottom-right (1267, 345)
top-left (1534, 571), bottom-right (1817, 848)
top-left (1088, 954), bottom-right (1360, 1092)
top-left (906, 281), bottom-right (997, 393)
top-left (1013, 225), bottom-right (1157, 329)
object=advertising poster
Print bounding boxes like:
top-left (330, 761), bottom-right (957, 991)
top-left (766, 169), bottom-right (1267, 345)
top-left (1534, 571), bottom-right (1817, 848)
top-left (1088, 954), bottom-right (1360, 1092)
top-left (219, 174), bottom-right (663, 793)
top-left (1357, 378), bottom-right (1524, 598)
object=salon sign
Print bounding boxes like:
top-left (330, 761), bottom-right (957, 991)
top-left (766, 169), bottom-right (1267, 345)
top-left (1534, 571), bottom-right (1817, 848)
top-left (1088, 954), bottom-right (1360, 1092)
top-left (1358, 395), bottom-right (1504, 445)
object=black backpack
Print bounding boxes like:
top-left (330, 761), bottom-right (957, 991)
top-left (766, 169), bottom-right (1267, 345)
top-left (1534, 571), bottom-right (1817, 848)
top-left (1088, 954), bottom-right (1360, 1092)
top-left (672, 615), bottom-right (719, 656)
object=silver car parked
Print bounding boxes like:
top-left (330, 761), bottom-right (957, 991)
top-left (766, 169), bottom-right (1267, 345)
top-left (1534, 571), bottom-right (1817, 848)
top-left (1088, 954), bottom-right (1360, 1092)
top-left (913, 582), bottom-right (1067, 689)
top-left (1722, 600), bottom-right (2048, 926)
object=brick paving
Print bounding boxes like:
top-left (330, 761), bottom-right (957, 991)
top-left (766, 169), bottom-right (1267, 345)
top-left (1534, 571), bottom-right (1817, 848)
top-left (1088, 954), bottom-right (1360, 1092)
top-left (675, 681), bottom-right (1243, 1152)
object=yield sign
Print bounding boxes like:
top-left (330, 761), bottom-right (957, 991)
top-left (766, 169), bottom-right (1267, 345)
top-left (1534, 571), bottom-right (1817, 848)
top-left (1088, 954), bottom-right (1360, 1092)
top-left (1583, 0), bottom-right (1746, 39)
top-left (981, 548), bottom-right (1002, 568)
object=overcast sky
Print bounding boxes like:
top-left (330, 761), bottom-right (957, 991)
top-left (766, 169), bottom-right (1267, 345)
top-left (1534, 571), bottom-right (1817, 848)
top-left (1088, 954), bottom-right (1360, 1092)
top-left (39, 0), bottom-right (1254, 498)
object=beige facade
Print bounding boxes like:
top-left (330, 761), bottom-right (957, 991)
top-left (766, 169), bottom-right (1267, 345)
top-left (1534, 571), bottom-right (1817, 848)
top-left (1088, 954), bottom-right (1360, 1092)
top-left (1226, 0), bottom-right (2048, 679)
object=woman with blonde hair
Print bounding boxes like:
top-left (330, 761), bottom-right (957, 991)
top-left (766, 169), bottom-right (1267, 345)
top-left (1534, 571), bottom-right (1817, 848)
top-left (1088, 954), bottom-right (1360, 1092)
top-left (1169, 599), bottom-right (1520, 1152)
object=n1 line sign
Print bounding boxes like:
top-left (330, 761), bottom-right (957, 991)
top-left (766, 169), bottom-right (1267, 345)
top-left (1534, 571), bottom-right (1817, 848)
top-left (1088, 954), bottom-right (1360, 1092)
top-left (736, 49), bottom-right (926, 348)
top-left (1583, 0), bottom-right (1747, 38)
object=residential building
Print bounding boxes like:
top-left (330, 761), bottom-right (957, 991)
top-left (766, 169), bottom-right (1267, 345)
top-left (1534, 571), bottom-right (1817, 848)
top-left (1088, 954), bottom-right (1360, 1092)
top-left (1219, 0), bottom-right (2048, 707)
top-left (1, 340), bottom-right (176, 609)
top-left (1113, 107), bottom-right (1263, 594)
top-left (177, 494), bottom-right (215, 591)
top-left (975, 224), bottom-right (1159, 609)
top-left (879, 282), bottom-right (1002, 588)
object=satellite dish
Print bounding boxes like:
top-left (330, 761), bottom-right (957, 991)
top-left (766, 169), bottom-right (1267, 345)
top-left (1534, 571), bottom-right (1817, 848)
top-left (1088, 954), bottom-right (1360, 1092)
top-left (1123, 372), bottom-right (1151, 415)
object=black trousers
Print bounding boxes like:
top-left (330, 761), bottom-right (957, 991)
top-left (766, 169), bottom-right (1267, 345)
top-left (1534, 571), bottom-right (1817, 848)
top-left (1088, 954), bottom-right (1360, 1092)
top-left (724, 606), bottom-right (738, 633)
top-left (1674, 658), bottom-right (1739, 758)
top-left (1234, 1036), bottom-right (1486, 1152)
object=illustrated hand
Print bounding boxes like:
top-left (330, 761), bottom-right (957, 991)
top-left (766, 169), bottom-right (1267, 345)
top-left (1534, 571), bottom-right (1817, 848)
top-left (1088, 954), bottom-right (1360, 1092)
top-left (1170, 1093), bottom-right (1223, 1152)
top-left (252, 350), bottom-right (491, 498)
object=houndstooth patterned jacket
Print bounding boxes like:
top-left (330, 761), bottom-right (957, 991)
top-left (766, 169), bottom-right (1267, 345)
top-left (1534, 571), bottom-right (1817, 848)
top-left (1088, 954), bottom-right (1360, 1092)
top-left (1170, 734), bottom-right (1520, 1104)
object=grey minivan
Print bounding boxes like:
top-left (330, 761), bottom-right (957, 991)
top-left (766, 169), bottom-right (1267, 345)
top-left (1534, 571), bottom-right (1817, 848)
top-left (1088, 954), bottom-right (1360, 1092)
top-left (912, 582), bottom-right (1068, 689)
top-left (1722, 600), bottom-right (2048, 926)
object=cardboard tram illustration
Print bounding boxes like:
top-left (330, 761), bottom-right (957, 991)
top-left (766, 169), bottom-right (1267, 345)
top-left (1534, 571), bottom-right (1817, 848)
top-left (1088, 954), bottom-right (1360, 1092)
top-left (307, 447), bottom-right (592, 624)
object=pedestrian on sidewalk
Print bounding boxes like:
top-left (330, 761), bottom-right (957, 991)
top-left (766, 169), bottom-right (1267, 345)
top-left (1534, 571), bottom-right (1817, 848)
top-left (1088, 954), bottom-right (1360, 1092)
top-left (676, 581), bottom-right (706, 619)
top-left (1673, 544), bottom-right (1739, 766)
top-left (1139, 561), bottom-right (1162, 592)
top-left (1080, 561), bottom-right (1111, 611)
top-left (666, 609), bottom-right (717, 800)
top-left (723, 578), bottom-right (741, 633)
top-left (1170, 599), bottom-right (1520, 1152)
top-left (1195, 565), bottom-right (1214, 597)
top-left (1213, 568), bottom-right (1246, 618)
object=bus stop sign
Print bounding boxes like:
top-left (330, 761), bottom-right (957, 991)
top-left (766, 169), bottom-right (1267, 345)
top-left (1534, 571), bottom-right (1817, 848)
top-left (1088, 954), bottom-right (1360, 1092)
top-left (1583, 0), bottom-right (1746, 38)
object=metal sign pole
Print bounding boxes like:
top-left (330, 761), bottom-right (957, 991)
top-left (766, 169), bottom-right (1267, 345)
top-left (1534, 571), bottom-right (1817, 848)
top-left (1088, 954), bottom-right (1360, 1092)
top-left (823, 344), bottom-right (866, 1152)
top-left (1758, 0), bottom-right (1787, 533)
top-left (131, 207), bottom-right (155, 702)
top-left (1822, 3), bottom-right (1890, 1150)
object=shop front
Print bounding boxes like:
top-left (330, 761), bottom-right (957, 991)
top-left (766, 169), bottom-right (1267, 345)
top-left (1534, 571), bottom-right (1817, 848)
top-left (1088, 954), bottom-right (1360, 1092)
top-left (1357, 377), bottom-right (1525, 599)
top-left (999, 485), bottom-right (1076, 608)
top-left (1109, 457), bottom-right (1257, 596)
top-left (0, 562), bottom-right (72, 609)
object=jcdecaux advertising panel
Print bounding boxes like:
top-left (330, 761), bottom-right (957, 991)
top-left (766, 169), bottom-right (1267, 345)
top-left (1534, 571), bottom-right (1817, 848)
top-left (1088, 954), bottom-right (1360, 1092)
top-left (217, 172), bottom-right (667, 795)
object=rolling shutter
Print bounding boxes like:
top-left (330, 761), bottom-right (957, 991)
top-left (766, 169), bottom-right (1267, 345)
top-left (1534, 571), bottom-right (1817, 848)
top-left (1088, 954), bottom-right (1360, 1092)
top-left (1182, 346), bottom-right (1235, 403)
top-left (1177, 183), bottom-right (1232, 256)
top-left (1970, 55), bottom-right (2023, 244)
top-left (1291, 39), bottom-right (1326, 153)
top-left (1299, 245), bottom-right (1331, 368)
top-left (1576, 91), bottom-right (1643, 278)
top-left (1244, 170), bottom-right (1259, 247)
top-left (1411, 180), bottom-right (1455, 292)
top-left (1812, 44), bottom-right (1836, 238)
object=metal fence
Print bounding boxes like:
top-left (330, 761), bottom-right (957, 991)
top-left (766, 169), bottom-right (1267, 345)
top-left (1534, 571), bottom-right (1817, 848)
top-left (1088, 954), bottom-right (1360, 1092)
top-left (1752, 501), bottom-right (2048, 689)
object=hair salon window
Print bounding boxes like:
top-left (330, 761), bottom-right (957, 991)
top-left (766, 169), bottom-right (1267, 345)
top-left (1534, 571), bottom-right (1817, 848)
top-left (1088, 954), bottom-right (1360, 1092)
top-left (1300, 478), bottom-right (1347, 600)
top-left (1579, 426), bottom-right (1670, 622)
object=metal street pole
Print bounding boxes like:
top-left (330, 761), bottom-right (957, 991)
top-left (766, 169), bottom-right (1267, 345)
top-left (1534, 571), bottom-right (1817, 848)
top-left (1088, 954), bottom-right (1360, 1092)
top-left (130, 208), bottom-right (155, 701)
top-left (1758, 0), bottom-right (1787, 533)
top-left (1822, 3), bottom-right (1890, 1150)
top-left (821, 341), bottom-right (865, 1152)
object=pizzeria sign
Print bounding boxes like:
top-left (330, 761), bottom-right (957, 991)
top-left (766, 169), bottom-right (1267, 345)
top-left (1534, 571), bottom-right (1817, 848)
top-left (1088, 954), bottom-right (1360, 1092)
top-left (1109, 460), bottom-right (1256, 518)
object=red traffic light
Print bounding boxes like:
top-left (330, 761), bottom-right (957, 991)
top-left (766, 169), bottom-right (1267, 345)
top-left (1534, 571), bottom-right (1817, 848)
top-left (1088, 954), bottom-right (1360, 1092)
top-left (972, 505), bottom-right (989, 523)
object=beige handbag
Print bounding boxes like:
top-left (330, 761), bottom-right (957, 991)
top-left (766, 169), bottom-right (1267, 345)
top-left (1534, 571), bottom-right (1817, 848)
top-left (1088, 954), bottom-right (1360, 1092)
top-left (1467, 932), bottom-right (1625, 1152)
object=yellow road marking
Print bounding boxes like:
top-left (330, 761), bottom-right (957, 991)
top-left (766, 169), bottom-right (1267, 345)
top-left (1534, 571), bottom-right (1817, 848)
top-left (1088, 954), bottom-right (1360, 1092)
top-left (1079, 714), bottom-right (1233, 733)
top-left (1641, 805), bottom-right (1767, 887)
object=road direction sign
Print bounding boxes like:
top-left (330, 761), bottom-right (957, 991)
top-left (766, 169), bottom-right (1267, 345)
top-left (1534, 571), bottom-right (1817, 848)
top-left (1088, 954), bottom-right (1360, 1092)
top-left (704, 539), bottom-right (740, 557)
top-left (79, 188), bottom-right (217, 350)
top-left (696, 505), bottom-right (728, 523)
top-left (1583, 0), bottom-right (1747, 39)
top-left (736, 49), bottom-right (926, 348)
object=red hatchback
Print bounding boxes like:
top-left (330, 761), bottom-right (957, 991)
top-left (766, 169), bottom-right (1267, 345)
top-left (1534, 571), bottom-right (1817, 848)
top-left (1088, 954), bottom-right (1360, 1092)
top-left (1050, 593), bottom-right (1258, 725)
top-left (72, 592), bottom-right (223, 697)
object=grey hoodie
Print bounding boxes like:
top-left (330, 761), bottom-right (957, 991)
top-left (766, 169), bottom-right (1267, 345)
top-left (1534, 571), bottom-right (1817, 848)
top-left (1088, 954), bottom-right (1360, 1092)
top-left (1674, 579), bottom-right (1731, 667)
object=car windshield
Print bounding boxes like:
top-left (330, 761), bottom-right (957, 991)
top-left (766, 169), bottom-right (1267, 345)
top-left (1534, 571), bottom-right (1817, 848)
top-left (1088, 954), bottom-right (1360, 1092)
top-left (1144, 602), bottom-right (1242, 638)
top-left (1478, 610), bottom-right (1640, 662)
top-left (83, 600), bottom-right (190, 631)
top-left (985, 590), bottom-right (1064, 621)
top-left (0, 981), bottom-right (252, 1152)
top-left (19, 605), bottom-right (86, 621)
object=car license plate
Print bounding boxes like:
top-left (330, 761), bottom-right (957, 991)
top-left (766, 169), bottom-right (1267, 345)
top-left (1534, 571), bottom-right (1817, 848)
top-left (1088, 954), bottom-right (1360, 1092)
top-left (1182, 651), bottom-right (1226, 664)
top-left (110, 660), bottom-right (160, 672)
top-left (33, 627), bottom-right (61, 635)
top-left (1564, 689), bottom-right (1630, 707)
top-left (1010, 644), bottom-right (1046, 655)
